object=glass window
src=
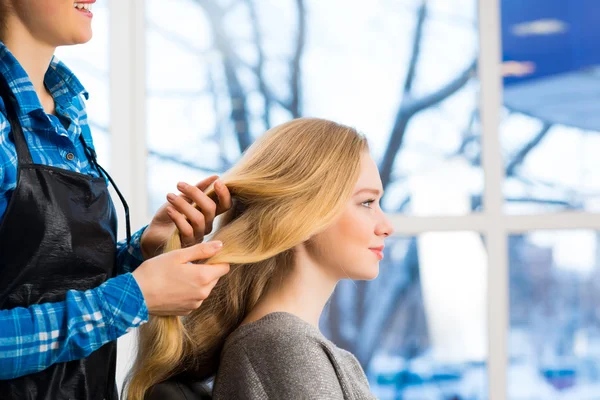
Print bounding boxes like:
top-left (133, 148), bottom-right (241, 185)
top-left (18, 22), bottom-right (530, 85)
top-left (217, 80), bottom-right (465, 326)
top-left (321, 233), bottom-right (488, 399)
top-left (500, 0), bottom-right (600, 214)
top-left (145, 0), bottom-right (482, 217)
top-left (509, 230), bottom-right (600, 399)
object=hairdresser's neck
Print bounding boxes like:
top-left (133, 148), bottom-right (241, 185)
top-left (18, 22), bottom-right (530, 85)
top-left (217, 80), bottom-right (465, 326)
top-left (2, 21), bottom-right (56, 105)
top-left (249, 258), bottom-right (338, 329)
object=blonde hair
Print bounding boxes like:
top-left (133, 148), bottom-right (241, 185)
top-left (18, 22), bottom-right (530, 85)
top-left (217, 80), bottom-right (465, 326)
top-left (126, 118), bottom-right (368, 399)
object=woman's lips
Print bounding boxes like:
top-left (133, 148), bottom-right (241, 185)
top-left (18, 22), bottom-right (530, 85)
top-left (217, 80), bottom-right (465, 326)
top-left (369, 247), bottom-right (384, 260)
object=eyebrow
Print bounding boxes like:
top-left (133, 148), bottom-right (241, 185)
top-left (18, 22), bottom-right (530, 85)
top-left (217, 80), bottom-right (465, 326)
top-left (354, 188), bottom-right (383, 196)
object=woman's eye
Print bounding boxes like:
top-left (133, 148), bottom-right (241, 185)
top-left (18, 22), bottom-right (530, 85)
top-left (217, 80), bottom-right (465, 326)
top-left (361, 199), bottom-right (375, 208)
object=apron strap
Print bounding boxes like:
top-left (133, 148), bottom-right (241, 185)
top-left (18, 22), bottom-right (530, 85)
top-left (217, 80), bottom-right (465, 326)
top-left (0, 72), bottom-right (132, 246)
top-left (0, 74), bottom-right (34, 165)
top-left (80, 138), bottom-right (132, 246)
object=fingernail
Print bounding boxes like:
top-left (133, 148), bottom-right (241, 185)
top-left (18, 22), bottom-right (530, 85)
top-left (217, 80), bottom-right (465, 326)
top-left (167, 193), bottom-right (176, 202)
top-left (209, 240), bottom-right (223, 249)
top-left (177, 182), bottom-right (187, 191)
top-left (214, 180), bottom-right (221, 188)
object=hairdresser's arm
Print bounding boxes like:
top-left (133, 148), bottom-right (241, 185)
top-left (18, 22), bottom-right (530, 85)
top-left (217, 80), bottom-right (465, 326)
top-left (0, 273), bottom-right (147, 379)
top-left (116, 226), bottom-right (148, 274)
top-left (0, 242), bottom-right (229, 379)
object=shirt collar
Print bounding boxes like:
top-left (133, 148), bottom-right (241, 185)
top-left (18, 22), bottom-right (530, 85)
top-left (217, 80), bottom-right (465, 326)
top-left (0, 41), bottom-right (88, 117)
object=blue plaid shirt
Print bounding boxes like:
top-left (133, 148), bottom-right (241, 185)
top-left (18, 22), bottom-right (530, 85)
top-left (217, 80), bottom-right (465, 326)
top-left (0, 42), bottom-right (149, 379)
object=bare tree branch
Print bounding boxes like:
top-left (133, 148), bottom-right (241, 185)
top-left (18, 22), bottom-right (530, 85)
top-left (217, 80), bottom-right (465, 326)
top-left (512, 173), bottom-right (570, 191)
top-left (196, 0), bottom-right (252, 152)
top-left (403, 1), bottom-right (427, 93)
top-left (206, 61), bottom-right (232, 169)
top-left (409, 59), bottom-right (478, 120)
top-left (506, 122), bottom-right (553, 177)
top-left (148, 150), bottom-right (222, 174)
top-left (378, 0), bottom-right (477, 189)
top-left (245, 0), bottom-right (271, 129)
top-left (385, 0), bottom-right (477, 29)
top-left (379, 59), bottom-right (477, 188)
top-left (355, 239), bottom-right (419, 365)
top-left (289, 0), bottom-right (306, 118)
top-left (398, 195), bottom-right (411, 212)
top-left (471, 193), bottom-right (582, 212)
top-left (91, 117), bottom-right (223, 173)
top-left (147, 17), bottom-right (262, 108)
top-left (352, 2), bottom-right (477, 366)
top-left (353, 2), bottom-right (428, 332)
top-left (506, 196), bottom-right (580, 208)
top-left (453, 108), bottom-right (479, 156)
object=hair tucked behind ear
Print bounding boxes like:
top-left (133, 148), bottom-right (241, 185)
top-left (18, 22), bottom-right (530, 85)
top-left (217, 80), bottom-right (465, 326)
top-left (125, 118), bottom-right (368, 399)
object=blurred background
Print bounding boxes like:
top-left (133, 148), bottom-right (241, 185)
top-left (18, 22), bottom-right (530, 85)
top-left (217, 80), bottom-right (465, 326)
top-left (56, 0), bottom-right (600, 399)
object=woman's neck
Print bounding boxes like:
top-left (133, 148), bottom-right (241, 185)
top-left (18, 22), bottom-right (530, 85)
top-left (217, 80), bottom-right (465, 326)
top-left (244, 257), bottom-right (339, 329)
top-left (2, 22), bottom-right (56, 112)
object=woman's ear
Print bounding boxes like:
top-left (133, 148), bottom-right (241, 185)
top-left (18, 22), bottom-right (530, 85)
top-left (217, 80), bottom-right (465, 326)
top-left (293, 240), bottom-right (311, 259)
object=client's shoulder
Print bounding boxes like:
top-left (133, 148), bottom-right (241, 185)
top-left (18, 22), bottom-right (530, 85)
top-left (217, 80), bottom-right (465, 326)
top-left (215, 312), bottom-right (354, 399)
top-left (228, 312), bottom-right (322, 343)
top-left (223, 312), bottom-right (331, 357)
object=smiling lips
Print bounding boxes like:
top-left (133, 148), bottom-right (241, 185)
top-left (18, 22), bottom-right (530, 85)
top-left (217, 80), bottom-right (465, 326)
top-left (74, 1), bottom-right (94, 17)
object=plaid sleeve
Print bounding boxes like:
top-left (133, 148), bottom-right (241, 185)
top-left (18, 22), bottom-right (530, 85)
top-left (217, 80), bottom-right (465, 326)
top-left (115, 226), bottom-right (148, 275)
top-left (0, 273), bottom-right (148, 379)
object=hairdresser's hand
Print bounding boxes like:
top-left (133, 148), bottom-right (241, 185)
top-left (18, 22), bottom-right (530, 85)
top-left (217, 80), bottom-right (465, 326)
top-left (132, 240), bottom-right (230, 316)
top-left (140, 175), bottom-right (232, 259)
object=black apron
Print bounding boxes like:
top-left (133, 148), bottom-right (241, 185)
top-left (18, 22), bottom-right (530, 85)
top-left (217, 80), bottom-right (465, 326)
top-left (0, 74), bottom-right (132, 399)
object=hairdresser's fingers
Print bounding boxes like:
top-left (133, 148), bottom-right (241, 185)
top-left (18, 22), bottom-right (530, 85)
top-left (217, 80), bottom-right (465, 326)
top-left (167, 193), bottom-right (207, 246)
top-left (178, 176), bottom-right (219, 204)
top-left (192, 263), bottom-right (231, 285)
top-left (176, 182), bottom-right (218, 235)
top-left (207, 276), bottom-right (222, 291)
top-left (165, 206), bottom-right (196, 248)
top-left (190, 276), bottom-right (223, 306)
top-left (175, 240), bottom-right (224, 263)
top-left (214, 179), bottom-right (232, 215)
top-left (194, 175), bottom-right (219, 191)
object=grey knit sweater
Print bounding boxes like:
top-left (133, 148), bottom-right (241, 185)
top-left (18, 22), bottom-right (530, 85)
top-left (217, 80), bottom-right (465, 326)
top-left (212, 312), bottom-right (377, 400)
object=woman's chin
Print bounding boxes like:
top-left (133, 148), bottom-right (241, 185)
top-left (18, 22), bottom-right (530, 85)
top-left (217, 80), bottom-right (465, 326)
top-left (63, 26), bottom-right (93, 46)
top-left (353, 264), bottom-right (380, 281)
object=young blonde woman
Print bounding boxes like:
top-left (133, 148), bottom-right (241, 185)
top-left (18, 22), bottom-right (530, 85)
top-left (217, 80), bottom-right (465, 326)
top-left (126, 118), bottom-right (394, 400)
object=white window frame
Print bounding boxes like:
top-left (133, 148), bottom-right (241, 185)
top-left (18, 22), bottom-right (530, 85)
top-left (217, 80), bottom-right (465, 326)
top-left (108, 0), bottom-right (147, 389)
top-left (107, 1), bottom-right (600, 398)
top-left (109, 0), bottom-right (147, 232)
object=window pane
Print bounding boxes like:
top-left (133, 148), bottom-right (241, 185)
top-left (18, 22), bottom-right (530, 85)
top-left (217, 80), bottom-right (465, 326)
top-left (501, 1), bottom-right (600, 214)
top-left (145, 0), bottom-right (482, 217)
top-left (55, 0), bottom-right (110, 168)
top-left (321, 232), bottom-right (488, 399)
top-left (509, 230), bottom-right (600, 399)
